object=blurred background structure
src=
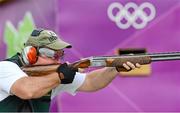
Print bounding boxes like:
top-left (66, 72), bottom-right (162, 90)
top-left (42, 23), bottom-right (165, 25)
top-left (1, 0), bottom-right (180, 112)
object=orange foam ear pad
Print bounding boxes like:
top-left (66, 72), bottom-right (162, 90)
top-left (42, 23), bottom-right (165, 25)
top-left (27, 47), bottom-right (37, 64)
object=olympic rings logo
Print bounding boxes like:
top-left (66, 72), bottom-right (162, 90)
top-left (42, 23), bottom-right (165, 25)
top-left (107, 2), bottom-right (156, 29)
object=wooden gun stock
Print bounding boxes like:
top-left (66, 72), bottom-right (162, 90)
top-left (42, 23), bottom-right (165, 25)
top-left (22, 59), bottom-right (91, 76)
top-left (22, 64), bottom-right (59, 76)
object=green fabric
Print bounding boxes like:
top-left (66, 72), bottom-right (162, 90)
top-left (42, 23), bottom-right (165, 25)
top-left (0, 96), bottom-right (27, 112)
top-left (0, 96), bottom-right (50, 112)
top-left (31, 96), bottom-right (50, 112)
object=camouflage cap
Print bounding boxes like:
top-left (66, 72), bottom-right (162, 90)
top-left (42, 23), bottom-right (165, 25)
top-left (25, 29), bottom-right (72, 50)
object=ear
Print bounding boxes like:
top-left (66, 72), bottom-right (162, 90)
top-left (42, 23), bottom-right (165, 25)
top-left (22, 46), bottom-right (38, 65)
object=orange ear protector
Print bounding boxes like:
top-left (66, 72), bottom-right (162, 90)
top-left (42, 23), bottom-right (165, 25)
top-left (22, 46), bottom-right (38, 65)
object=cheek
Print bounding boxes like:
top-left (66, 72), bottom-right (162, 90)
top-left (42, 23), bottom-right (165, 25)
top-left (37, 56), bottom-right (60, 65)
top-left (47, 59), bottom-right (59, 63)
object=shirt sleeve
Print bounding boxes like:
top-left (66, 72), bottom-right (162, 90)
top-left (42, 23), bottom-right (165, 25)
top-left (0, 61), bottom-right (28, 94)
top-left (51, 72), bottom-right (86, 99)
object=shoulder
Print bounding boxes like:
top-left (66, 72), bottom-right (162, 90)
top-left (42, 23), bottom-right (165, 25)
top-left (0, 61), bottom-right (21, 72)
top-left (0, 61), bottom-right (19, 67)
top-left (0, 61), bottom-right (26, 77)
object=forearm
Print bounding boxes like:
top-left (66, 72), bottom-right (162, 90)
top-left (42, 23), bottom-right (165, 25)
top-left (79, 67), bottom-right (119, 92)
top-left (28, 72), bottom-right (60, 98)
top-left (11, 72), bottom-right (60, 99)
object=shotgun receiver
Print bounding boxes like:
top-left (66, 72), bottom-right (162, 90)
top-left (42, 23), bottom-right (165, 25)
top-left (22, 52), bottom-right (180, 76)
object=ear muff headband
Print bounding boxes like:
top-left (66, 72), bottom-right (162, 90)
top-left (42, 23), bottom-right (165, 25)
top-left (31, 29), bottom-right (44, 36)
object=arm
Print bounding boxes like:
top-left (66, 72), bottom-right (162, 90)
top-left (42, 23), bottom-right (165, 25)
top-left (78, 67), bottom-right (118, 92)
top-left (78, 62), bottom-right (140, 92)
top-left (11, 72), bottom-right (60, 99)
top-left (10, 63), bottom-right (77, 99)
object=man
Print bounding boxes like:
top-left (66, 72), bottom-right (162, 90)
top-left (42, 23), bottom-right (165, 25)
top-left (0, 29), bottom-right (141, 112)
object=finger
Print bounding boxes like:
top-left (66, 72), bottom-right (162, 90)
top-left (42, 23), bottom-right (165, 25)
top-left (122, 63), bottom-right (131, 70)
top-left (135, 63), bottom-right (141, 68)
top-left (126, 62), bottom-right (136, 69)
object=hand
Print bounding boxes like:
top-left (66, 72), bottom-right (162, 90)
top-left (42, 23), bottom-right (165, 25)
top-left (116, 62), bottom-right (141, 72)
top-left (122, 61), bottom-right (141, 70)
top-left (56, 63), bottom-right (78, 84)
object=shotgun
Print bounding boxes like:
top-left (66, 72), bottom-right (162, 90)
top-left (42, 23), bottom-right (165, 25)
top-left (22, 52), bottom-right (180, 76)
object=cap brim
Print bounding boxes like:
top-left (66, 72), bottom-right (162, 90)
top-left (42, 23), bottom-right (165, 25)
top-left (46, 39), bottom-right (72, 50)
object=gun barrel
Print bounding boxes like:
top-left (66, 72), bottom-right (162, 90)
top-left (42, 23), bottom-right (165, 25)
top-left (151, 56), bottom-right (180, 61)
top-left (146, 52), bottom-right (180, 61)
top-left (93, 52), bottom-right (180, 61)
top-left (146, 52), bottom-right (180, 57)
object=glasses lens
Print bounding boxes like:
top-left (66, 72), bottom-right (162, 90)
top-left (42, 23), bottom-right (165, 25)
top-left (39, 48), bottom-right (64, 60)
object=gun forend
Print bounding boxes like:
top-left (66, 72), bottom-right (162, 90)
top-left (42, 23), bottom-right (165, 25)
top-left (105, 56), bottom-right (152, 68)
